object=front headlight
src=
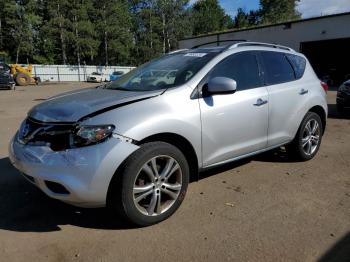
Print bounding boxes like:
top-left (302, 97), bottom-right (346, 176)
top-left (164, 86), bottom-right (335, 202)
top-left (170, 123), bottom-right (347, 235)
top-left (72, 125), bottom-right (115, 147)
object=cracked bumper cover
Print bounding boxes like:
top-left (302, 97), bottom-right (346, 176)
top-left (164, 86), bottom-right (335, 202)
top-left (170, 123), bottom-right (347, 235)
top-left (8, 133), bottom-right (139, 207)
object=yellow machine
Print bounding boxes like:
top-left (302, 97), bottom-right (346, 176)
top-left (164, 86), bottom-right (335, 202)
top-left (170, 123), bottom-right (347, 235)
top-left (10, 64), bottom-right (40, 86)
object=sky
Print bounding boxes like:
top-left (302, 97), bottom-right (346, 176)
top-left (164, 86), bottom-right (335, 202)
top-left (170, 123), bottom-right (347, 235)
top-left (189, 0), bottom-right (350, 19)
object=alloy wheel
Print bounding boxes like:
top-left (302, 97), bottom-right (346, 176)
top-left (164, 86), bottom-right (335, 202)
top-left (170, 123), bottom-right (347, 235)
top-left (133, 155), bottom-right (182, 216)
top-left (301, 119), bottom-right (321, 156)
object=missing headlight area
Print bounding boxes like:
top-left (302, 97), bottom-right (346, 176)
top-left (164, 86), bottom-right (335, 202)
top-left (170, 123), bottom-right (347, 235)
top-left (17, 117), bottom-right (133, 151)
top-left (18, 117), bottom-right (76, 151)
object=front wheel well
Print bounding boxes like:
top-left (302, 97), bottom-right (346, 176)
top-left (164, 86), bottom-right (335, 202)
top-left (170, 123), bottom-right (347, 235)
top-left (309, 106), bottom-right (327, 134)
top-left (136, 133), bottom-right (199, 182)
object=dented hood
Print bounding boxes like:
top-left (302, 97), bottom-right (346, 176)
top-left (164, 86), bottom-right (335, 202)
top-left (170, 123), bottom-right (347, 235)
top-left (28, 87), bottom-right (161, 122)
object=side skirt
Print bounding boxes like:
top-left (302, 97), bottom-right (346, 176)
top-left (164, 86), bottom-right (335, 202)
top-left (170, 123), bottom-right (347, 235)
top-left (199, 142), bottom-right (290, 173)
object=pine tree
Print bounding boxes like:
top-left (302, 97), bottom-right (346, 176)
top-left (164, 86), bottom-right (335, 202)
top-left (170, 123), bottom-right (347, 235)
top-left (41, 0), bottom-right (72, 64)
top-left (130, 0), bottom-right (163, 64)
top-left (2, 0), bottom-right (41, 63)
top-left (260, 0), bottom-right (301, 24)
top-left (69, 0), bottom-right (99, 65)
top-left (234, 8), bottom-right (250, 28)
top-left (191, 0), bottom-right (231, 35)
top-left (234, 8), bottom-right (262, 28)
top-left (94, 0), bottom-right (133, 66)
top-left (155, 0), bottom-right (191, 53)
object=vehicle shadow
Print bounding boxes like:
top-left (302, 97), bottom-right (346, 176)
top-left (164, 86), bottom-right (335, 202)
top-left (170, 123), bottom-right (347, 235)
top-left (318, 232), bottom-right (350, 262)
top-left (0, 157), bottom-right (135, 232)
top-left (0, 146), bottom-right (319, 233)
top-left (252, 147), bottom-right (298, 163)
top-left (199, 158), bottom-right (251, 180)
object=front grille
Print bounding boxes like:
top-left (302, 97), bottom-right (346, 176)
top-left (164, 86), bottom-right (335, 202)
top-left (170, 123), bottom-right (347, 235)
top-left (19, 118), bottom-right (76, 151)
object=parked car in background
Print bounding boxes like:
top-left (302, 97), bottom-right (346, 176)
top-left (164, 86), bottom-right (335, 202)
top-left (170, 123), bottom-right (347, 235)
top-left (9, 41), bottom-right (328, 226)
top-left (109, 71), bottom-right (124, 81)
top-left (130, 70), bottom-right (177, 88)
top-left (0, 61), bottom-right (15, 90)
top-left (87, 72), bottom-right (104, 83)
top-left (337, 79), bottom-right (350, 114)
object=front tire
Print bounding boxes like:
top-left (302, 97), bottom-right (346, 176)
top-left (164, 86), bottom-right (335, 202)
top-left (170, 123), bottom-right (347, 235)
top-left (108, 142), bottom-right (189, 226)
top-left (287, 112), bottom-right (323, 161)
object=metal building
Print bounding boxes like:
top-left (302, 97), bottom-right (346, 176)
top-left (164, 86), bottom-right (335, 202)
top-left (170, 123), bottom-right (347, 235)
top-left (179, 12), bottom-right (350, 85)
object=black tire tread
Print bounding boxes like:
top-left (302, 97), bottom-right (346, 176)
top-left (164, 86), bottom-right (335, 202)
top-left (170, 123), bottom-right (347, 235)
top-left (287, 112), bottom-right (323, 161)
top-left (108, 141), bottom-right (189, 227)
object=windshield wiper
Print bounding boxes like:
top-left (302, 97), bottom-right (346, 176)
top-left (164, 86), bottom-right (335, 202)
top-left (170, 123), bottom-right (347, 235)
top-left (107, 86), bottom-right (131, 91)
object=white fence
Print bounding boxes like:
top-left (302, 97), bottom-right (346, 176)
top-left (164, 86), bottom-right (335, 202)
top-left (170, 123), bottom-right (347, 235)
top-left (31, 64), bottom-right (135, 82)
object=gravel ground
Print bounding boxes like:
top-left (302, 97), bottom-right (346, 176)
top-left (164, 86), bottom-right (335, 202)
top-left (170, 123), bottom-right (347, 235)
top-left (0, 83), bottom-right (349, 262)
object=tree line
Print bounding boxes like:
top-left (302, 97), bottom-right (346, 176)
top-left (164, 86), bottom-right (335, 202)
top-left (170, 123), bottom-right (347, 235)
top-left (0, 0), bottom-right (300, 66)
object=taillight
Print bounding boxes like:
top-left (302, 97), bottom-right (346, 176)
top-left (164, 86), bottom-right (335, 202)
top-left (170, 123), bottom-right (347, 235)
top-left (321, 81), bottom-right (329, 93)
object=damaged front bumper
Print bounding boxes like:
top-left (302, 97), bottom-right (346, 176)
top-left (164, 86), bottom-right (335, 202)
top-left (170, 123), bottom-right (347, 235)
top-left (8, 133), bottom-right (139, 207)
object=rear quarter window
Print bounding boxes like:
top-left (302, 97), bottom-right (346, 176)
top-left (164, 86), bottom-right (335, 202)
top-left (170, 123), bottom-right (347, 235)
top-left (286, 54), bottom-right (307, 79)
top-left (260, 51), bottom-right (295, 85)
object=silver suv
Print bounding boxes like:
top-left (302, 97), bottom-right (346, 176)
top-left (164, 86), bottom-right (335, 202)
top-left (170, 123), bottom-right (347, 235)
top-left (9, 42), bottom-right (328, 226)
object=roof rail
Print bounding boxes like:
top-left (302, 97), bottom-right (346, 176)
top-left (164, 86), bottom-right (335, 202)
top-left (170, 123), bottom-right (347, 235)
top-left (228, 42), bottom-right (295, 52)
top-left (191, 39), bottom-right (247, 49)
top-left (167, 49), bottom-right (189, 54)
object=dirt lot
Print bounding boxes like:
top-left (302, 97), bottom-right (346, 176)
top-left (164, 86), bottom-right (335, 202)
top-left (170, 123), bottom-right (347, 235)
top-left (0, 83), bottom-right (349, 262)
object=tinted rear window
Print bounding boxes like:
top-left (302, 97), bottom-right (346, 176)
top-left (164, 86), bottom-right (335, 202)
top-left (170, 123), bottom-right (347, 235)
top-left (260, 51), bottom-right (295, 85)
top-left (286, 54), bottom-right (306, 79)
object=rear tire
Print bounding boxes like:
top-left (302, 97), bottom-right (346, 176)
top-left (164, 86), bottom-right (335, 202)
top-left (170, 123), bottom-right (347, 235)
top-left (15, 73), bottom-right (30, 86)
top-left (287, 112), bottom-right (323, 161)
top-left (108, 142), bottom-right (189, 226)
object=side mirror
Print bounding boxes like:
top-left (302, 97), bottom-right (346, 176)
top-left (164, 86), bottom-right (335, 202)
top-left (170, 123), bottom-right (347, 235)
top-left (206, 77), bottom-right (237, 95)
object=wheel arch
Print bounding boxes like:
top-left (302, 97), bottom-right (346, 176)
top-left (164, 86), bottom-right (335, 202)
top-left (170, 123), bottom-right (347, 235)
top-left (106, 132), bottom-right (200, 208)
top-left (308, 105), bottom-right (327, 134)
top-left (136, 133), bottom-right (199, 182)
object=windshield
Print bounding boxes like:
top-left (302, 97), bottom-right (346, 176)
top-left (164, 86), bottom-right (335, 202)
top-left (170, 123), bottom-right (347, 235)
top-left (92, 72), bottom-right (101, 75)
top-left (106, 51), bottom-right (218, 91)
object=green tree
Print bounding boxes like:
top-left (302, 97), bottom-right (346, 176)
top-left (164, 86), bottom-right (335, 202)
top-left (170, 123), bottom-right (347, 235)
top-left (234, 8), bottom-right (249, 28)
top-left (41, 0), bottom-right (72, 64)
top-left (0, 0), bottom-right (9, 51)
top-left (234, 8), bottom-right (262, 28)
top-left (191, 0), bottom-right (230, 35)
top-left (260, 0), bottom-right (301, 24)
top-left (69, 0), bottom-right (99, 65)
top-left (155, 0), bottom-right (191, 53)
top-left (2, 0), bottom-right (41, 63)
top-left (94, 0), bottom-right (133, 66)
top-left (130, 0), bottom-right (163, 64)
top-left (247, 10), bottom-right (262, 26)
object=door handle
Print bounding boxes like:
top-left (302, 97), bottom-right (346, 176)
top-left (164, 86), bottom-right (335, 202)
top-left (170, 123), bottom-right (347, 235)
top-left (299, 89), bottom-right (309, 95)
top-left (254, 98), bottom-right (268, 106)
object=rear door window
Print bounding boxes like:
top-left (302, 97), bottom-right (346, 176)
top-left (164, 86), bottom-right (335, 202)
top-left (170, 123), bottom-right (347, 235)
top-left (260, 51), bottom-right (295, 85)
top-left (286, 54), bottom-right (306, 79)
top-left (208, 51), bottom-right (262, 91)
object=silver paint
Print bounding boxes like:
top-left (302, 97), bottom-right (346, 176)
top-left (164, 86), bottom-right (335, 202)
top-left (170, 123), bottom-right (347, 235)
top-left (9, 44), bottom-right (328, 207)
